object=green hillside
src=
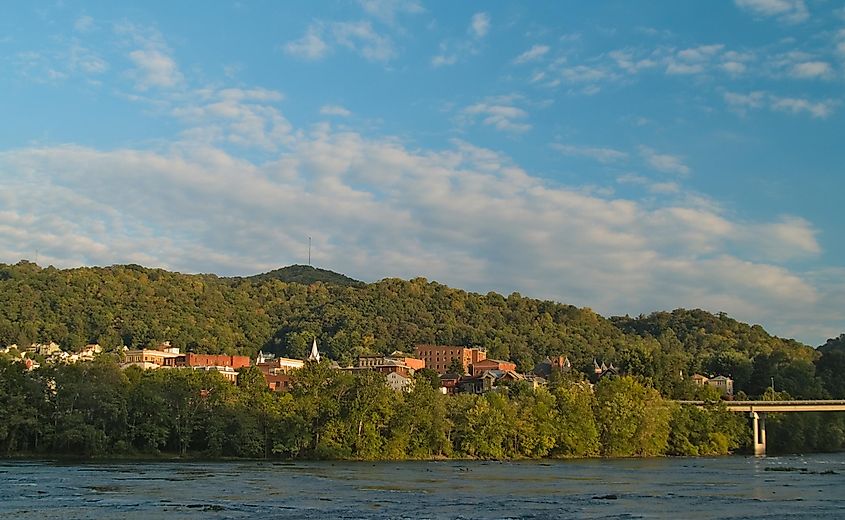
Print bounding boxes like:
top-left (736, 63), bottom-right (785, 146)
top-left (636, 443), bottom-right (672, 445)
top-left (0, 260), bottom-right (841, 400)
top-left (241, 264), bottom-right (364, 287)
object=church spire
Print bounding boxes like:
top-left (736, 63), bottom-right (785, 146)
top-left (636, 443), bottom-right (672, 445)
top-left (307, 338), bottom-right (321, 362)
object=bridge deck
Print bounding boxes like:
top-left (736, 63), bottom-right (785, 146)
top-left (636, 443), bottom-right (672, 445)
top-left (677, 400), bottom-right (845, 413)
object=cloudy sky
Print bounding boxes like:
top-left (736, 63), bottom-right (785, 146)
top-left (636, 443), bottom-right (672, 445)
top-left (1, 1), bottom-right (843, 346)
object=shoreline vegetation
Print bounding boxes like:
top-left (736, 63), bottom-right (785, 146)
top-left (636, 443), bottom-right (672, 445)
top-left (1, 261), bottom-right (845, 459)
top-left (2, 357), bottom-right (843, 461)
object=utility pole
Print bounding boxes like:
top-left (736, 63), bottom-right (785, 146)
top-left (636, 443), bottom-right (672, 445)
top-left (308, 236), bottom-right (311, 266)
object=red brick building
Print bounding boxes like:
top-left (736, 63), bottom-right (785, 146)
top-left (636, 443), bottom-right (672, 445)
top-left (469, 358), bottom-right (517, 375)
top-left (265, 373), bottom-right (294, 392)
top-left (179, 353), bottom-right (251, 369)
top-left (414, 345), bottom-right (487, 374)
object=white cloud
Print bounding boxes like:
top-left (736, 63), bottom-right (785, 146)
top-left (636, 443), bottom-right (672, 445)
top-left (463, 96), bottom-right (531, 133)
top-left (284, 21), bottom-right (396, 63)
top-left (608, 49), bottom-right (658, 74)
top-left (724, 90), bottom-right (767, 115)
top-left (743, 216), bottom-right (821, 261)
top-left (552, 143), bottom-right (628, 163)
top-left (771, 96), bottom-right (837, 118)
top-left (171, 88), bottom-right (292, 150)
top-left (115, 23), bottom-right (184, 90)
top-left (721, 61), bottom-right (747, 74)
top-left (664, 44), bottom-right (725, 76)
top-left (320, 104), bottom-right (352, 117)
top-left (69, 43), bottom-right (108, 74)
top-left (677, 44), bottom-right (724, 62)
top-left (513, 44), bottom-right (549, 64)
top-left (469, 12), bottom-right (490, 38)
top-left (74, 15), bottom-right (94, 33)
top-left (128, 49), bottom-right (182, 89)
top-left (666, 62), bottom-right (704, 75)
top-left (284, 26), bottom-right (330, 60)
top-left (431, 53), bottom-right (458, 67)
top-left (724, 91), bottom-right (836, 118)
top-left (790, 61), bottom-right (832, 78)
top-left (639, 146), bottom-right (691, 176)
top-left (331, 21), bottom-right (396, 62)
top-left (735, 0), bottom-right (809, 23)
top-left (358, 0), bottom-right (424, 25)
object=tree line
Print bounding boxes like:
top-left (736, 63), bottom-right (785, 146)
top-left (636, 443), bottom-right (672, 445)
top-left (1, 356), bottom-right (774, 459)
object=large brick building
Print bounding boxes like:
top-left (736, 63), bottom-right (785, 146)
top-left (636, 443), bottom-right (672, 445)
top-left (414, 345), bottom-right (486, 374)
top-left (179, 353), bottom-right (250, 370)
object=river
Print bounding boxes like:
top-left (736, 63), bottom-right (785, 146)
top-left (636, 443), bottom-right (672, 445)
top-left (2, 454), bottom-right (844, 519)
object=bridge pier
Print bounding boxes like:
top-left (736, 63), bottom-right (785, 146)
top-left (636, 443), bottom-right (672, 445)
top-left (751, 411), bottom-right (767, 456)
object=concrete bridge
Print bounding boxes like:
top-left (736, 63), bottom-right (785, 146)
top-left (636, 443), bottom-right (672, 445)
top-left (677, 400), bottom-right (845, 456)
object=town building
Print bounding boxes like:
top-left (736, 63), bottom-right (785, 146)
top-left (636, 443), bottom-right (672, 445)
top-left (179, 353), bottom-right (250, 370)
top-left (414, 345), bottom-right (486, 374)
top-left (264, 373), bottom-right (295, 392)
top-left (691, 373), bottom-right (710, 386)
top-left (593, 359), bottom-right (619, 380)
top-left (357, 352), bottom-right (425, 371)
top-left (192, 365), bottom-right (239, 383)
top-left (533, 355), bottom-right (571, 379)
top-left (257, 357), bottom-right (305, 374)
top-left (256, 355), bottom-right (305, 392)
top-left (122, 348), bottom-right (182, 368)
top-left (457, 369), bottom-right (525, 394)
top-left (708, 375), bottom-right (734, 396)
top-left (438, 373), bottom-right (461, 394)
top-left (385, 371), bottom-right (414, 392)
top-left (27, 342), bottom-right (62, 356)
top-left (690, 373), bottom-right (735, 396)
top-left (469, 358), bottom-right (516, 375)
top-left (78, 343), bottom-right (102, 362)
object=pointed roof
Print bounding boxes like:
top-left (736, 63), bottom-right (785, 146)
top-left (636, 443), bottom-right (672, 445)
top-left (307, 339), bottom-right (321, 362)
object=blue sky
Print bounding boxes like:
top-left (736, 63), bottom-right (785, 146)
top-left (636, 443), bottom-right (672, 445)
top-left (1, 0), bottom-right (843, 346)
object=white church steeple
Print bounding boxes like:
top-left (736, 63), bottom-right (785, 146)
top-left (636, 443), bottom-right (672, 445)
top-left (307, 338), bottom-right (321, 362)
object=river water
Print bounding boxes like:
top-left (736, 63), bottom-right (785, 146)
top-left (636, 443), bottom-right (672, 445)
top-left (2, 454), bottom-right (844, 519)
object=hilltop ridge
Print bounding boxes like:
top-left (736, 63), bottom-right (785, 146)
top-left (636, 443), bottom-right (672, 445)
top-left (239, 264), bottom-right (364, 287)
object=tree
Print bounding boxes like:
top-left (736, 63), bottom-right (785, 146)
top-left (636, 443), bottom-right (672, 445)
top-left (594, 376), bottom-right (670, 457)
top-left (447, 357), bottom-right (465, 375)
top-left (552, 382), bottom-right (599, 457)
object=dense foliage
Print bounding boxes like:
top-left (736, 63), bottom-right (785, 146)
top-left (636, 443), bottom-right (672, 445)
top-left (0, 357), bottom-right (765, 459)
top-left (242, 264), bottom-right (364, 287)
top-left (1, 261), bottom-right (841, 402)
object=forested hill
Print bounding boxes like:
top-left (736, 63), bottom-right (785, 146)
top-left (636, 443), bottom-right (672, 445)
top-left (240, 264), bottom-right (364, 287)
top-left (818, 334), bottom-right (845, 353)
top-left (1, 260), bottom-right (841, 399)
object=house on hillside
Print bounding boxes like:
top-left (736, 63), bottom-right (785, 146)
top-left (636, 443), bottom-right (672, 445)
top-left (691, 373), bottom-right (709, 386)
top-left (385, 371), bottom-right (414, 392)
top-left (690, 373), bottom-right (734, 396)
top-left (593, 359), bottom-right (619, 380)
top-left (708, 375), bottom-right (734, 396)
top-left (457, 369), bottom-right (525, 394)
top-left (533, 355), bottom-right (571, 379)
